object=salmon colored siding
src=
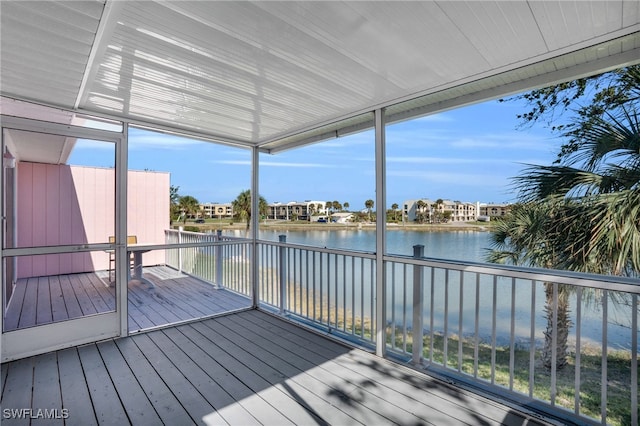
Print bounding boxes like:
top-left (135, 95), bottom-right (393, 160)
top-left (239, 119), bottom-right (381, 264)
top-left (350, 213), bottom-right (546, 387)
top-left (16, 162), bottom-right (169, 278)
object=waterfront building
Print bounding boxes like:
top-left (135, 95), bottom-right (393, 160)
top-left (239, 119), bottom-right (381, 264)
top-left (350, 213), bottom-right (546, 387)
top-left (267, 200), bottom-right (327, 221)
top-left (200, 202), bottom-right (234, 219)
top-left (403, 198), bottom-right (477, 223)
top-left (479, 203), bottom-right (511, 219)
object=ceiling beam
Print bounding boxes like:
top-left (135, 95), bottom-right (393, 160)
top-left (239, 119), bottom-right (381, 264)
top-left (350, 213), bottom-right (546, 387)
top-left (74, 0), bottom-right (125, 110)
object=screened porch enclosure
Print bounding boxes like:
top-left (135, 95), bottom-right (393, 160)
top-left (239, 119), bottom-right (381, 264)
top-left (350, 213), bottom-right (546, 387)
top-left (1, 1), bottom-right (640, 425)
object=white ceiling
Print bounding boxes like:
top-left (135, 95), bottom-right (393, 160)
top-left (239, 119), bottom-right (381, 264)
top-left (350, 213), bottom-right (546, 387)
top-left (1, 1), bottom-right (639, 153)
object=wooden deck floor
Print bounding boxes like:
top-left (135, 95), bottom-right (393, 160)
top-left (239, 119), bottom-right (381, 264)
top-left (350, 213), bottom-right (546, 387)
top-left (3, 267), bottom-right (251, 333)
top-left (0, 310), bottom-right (550, 426)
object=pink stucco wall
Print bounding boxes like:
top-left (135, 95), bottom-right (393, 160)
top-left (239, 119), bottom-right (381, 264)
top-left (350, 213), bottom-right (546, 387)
top-left (16, 162), bottom-right (169, 278)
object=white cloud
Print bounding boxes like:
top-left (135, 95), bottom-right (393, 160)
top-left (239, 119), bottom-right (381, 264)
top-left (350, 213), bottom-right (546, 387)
top-left (387, 156), bottom-right (481, 165)
top-left (215, 160), bottom-right (337, 168)
top-left (212, 160), bottom-right (251, 166)
top-left (388, 170), bottom-right (509, 187)
top-left (449, 133), bottom-right (554, 151)
top-left (261, 161), bottom-right (338, 168)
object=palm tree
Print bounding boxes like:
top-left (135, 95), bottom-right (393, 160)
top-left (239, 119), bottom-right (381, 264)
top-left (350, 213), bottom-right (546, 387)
top-left (178, 195), bottom-right (199, 224)
top-left (343, 202), bottom-right (350, 211)
top-left (364, 199), bottom-right (374, 222)
top-left (170, 185), bottom-right (181, 222)
top-left (488, 201), bottom-right (574, 369)
top-left (513, 105), bottom-right (640, 274)
top-left (232, 190), bottom-right (268, 230)
top-left (416, 200), bottom-right (425, 223)
top-left (488, 103), bottom-right (640, 368)
top-left (391, 203), bottom-right (399, 222)
top-left (325, 201), bottom-right (332, 222)
top-left (433, 199), bottom-right (444, 223)
top-left (307, 204), bottom-right (316, 221)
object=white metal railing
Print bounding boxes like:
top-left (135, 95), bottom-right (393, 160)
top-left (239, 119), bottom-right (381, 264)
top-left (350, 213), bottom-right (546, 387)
top-left (258, 237), bottom-right (639, 426)
top-left (162, 230), bottom-right (638, 425)
top-left (258, 236), bottom-right (377, 344)
top-left (164, 229), bottom-right (252, 296)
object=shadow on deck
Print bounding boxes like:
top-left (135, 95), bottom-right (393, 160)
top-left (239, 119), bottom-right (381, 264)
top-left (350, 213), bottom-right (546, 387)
top-left (0, 309), bottom-right (551, 425)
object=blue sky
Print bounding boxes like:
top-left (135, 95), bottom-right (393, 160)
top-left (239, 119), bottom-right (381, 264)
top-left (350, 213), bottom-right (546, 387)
top-left (70, 97), bottom-right (560, 210)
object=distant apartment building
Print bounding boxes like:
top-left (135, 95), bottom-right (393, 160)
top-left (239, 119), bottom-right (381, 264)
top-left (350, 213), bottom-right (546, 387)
top-left (403, 198), bottom-right (477, 222)
top-left (267, 201), bottom-right (328, 221)
top-left (200, 203), bottom-right (233, 218)
top-left (479, 203), bottom-right (511, 219)
top-left (450, 201), bottom-right (477, 221)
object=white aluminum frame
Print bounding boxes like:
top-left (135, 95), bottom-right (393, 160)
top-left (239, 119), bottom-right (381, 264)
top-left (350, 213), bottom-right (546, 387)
top-left (0, 115), bottom-right (127, 362)
top-left (374, 108), bottom-right (387, 357)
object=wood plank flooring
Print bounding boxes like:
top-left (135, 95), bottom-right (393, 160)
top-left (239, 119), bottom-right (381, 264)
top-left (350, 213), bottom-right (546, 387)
top-left (0, 310), bottom-right (551, 426)
top-left (3, 267), bottom-right (251, 333)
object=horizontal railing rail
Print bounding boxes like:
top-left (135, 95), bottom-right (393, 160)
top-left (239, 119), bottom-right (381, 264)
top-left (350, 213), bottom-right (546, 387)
top-left (385, 252), bottom-right (640, 294)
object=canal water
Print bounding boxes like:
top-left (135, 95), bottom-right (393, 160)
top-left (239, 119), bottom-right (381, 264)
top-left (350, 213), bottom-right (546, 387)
top-left (257, 227), bottom-right (492, 260)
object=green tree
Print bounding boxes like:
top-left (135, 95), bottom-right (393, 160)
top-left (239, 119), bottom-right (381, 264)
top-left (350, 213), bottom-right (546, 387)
top-left (343, 202), bottom-right (350, 211)
top-left (433, 199), bottom-right (444, 223)
top-left (391, 203), bottom-right (399, 222)
top-left (415, 200), bottom-right (426, 223)
top-left (170, 185), bottom-right (181, 221)
top-left (232, 190), bottom-right (268, 230)
top-left (325, 201), bottom-right (333, 221)
top-left (499, 68), bottom-right (640, 275)
top-left (488, 201), bottom-right (575, 369)
top-left (178, 195), bottom-right (199, 224)
top-left (332, 201), bottom-right (342, 212)
top-left (489, 67), bottom-right (640, 368)
top-left (502, 65), bottom-right (640, 163)
top-left (364, 199), bottom-right (374, 222)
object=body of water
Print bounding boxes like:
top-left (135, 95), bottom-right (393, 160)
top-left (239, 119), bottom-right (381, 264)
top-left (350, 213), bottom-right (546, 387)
top-left (257, 228), bottom-right (492, 260)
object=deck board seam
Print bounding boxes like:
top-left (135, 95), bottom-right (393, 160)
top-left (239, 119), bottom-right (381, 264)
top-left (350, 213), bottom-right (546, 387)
top-left (252, 310), bottom-right (551, 425)
top-left (196, 316), bottom-right (395, 425)
top-left (214, 313), bottom-right (443, 426)
top-left (177, 321), bottom-right (335, 425)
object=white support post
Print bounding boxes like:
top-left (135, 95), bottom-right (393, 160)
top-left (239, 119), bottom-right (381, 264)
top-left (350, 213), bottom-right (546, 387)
top-left (116, 122), bottom-right (129, 337)
top-left (215, 229), bottom-right (223, 288)
top-left (375, 108), bottom-right (387, 357)
top-left (412, 245), bottom-right (425, 364)
top-left (279, 235), bottom-right (287, 314)
top-left (178, 226), bottom-right (183, 273)
top-left (251, 146), bottom-right (260, 308)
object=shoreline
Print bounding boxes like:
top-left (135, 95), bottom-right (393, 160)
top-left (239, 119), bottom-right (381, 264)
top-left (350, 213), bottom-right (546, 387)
top-left (176, 220), bottom-right (493, 233)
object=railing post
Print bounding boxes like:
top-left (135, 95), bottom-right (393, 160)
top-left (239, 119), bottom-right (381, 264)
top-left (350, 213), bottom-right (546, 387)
top-left (412, 245), bottom-right (424, 365)
top-left (178, 226), bottom-right (183, 273)
top-left (215, 229), bottom-right (223, 289)
top-left (279, 235), bottom-right (287, 314)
